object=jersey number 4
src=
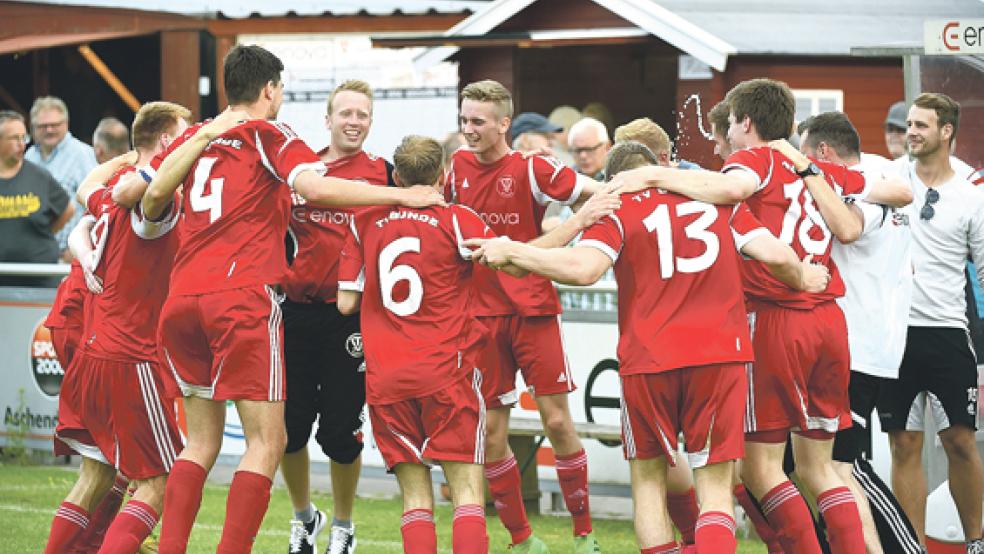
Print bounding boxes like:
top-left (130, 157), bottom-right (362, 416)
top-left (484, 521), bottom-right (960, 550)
top-left (190, 157), bottom-right (224, 223)
top-left (643, 201), bottom-right (720, 279)
top-left (379, 237), bottom-right (423, 316)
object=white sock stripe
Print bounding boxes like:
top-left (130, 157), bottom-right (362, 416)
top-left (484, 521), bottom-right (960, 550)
top-left (818, 491), bottom-right (857, 512)
top-left (484, 457), bottom-right (517, 478)
top-left (135, 363), bottom-right (172, 472)
top-left (696, 515), bottom-right (737, 531)
top-left (122, 504), bottom-right (158, 530)
top-left (555, 453), bottom-right (588, 469)
top-left (55, 507), bottom-right (89, 527)
top-left (401, 512), bottom-right (434, 525)
top-left (852, 462), bottom-right (923, 553)
top-left (761, 486), bottom-right (799, 515)
top-left (454, 506), bottom-right (485, 518)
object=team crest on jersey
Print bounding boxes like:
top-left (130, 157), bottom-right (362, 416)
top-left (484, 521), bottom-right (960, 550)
top-left (497, 176), bottom-right (516, 198)
top-left (346, 333), bottom-right (364, 358)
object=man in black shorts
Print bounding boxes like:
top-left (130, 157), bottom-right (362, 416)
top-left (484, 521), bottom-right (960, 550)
top-left (878, 93), bottom-right (984, 554)
top-left (280, 80), bottom-right (395, 554)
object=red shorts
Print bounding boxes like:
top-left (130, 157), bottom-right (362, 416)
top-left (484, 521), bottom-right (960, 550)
top-left (745, 301), bottom-right (851, 436)
top-left (620, 363), bottom-right (746, 466)
top-left (159, 285), bottom-right (285, 401)
top-left (369, 369), bottom-right (485, 470)
top-left (55, 352), bottom-right (183, 480)
top-left (477, 315), bottom-right (574, 409)
top-left (50, 325), bottom-right (84, 371)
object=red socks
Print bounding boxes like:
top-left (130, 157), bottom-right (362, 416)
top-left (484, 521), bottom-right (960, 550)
top-left (817, 487), bottom-right (865, 554)
top-left (760, 480), bottom-right (822, 554)
top-left (73, 474), bottom-right (128, 553)
top-left (452, 504), bottom-right (488, 554)
top-left (733, 484), bottom-right (783, 553)
top-left (485, 456), bottom-right (532, 545)
top-left (666, 488), bottom-right (700, 545)
top-left (555, 449), bottom-right (592, 536)
top-left (401, 509), bottom-right (437, 554)
top-left (694, 511), bottom-right (737, 553)
top-left (641, 541), bottom-right (681, 554)
top-left (159, 459), bottom-right (208, 553)
top-left (216, 470), bottom-right (273, 553)
top-left (44, 502), bottom-right (90, 554)
top-left (97, 500), bottom-right (159, 554)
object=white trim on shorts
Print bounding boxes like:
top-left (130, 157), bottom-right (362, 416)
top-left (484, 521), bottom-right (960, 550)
top-left (135, 362), bottom-right (178, 471)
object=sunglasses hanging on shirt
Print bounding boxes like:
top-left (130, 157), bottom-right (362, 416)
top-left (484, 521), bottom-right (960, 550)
top-left (920, 188), bottom-right (940, 221)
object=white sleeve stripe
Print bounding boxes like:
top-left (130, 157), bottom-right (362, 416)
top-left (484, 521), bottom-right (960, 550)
top-left (452, 211), bottom-right (475, 260)
top-left (255, 130), bottom-right (284, 183)
top-left (722, 163), bottom-right (765, 192)
top-left (338, 278), bottom-right (364, 292)
top-left (732, 227), bottom-right (771, 252)
top-left (277, 136), bottom-right (297, 157)
top-left (610, 213), bottom-right (625, 240)
top-left (528, 157), bottom-right (549, 206)
top-left (579, 239), bottom-right (620, 263)
top-left (348, 215), bottom-right (360, 244)
top-left (131, 202), bottom-right (180, 240)
top-left (286, 162), bottom-right (327, 191)
top-left (561, 173), bottom-right (585, 207)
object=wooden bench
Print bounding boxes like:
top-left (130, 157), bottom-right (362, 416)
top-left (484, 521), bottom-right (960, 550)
top-left (507, 418), bottom-right (624, 513)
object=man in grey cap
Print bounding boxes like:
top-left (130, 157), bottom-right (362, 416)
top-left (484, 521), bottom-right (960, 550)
top-left (509, 112), bottom-right (562, 154)
top-left (884, 100), bottom-right (908, 159)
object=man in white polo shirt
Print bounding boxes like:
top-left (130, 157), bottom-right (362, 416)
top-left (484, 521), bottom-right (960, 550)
top-left (798, 111), bottom-right (922, 554)
top-left (879, 93), bottom-right (984, 554)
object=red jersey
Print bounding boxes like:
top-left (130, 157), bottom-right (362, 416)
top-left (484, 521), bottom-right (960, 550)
top-left (337, 203), bottom-right (495, 404)
top-left (81, 167), bottom-right (180, 361)
top-left (446, 149), bottom-right (582, 316)
top-left (723, 147), bottom-right (868, 309)
top-left (45, 259), bottom-right (87, 330)
top-left (282, 148), bottom-right (393, 304)
top-left (146, 120), bottom-right (325, 296)
top-left (579, 190), bottom-right (763, 375)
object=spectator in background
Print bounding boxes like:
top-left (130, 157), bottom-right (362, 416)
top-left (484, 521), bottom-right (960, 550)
top-left (581, 101), bottom-right (614, 135)
top-left (613, 117), bottom-right (701, 170)
top-left (509, 112), bottom-right (561, 155)
top-left (91, 117), bottom-right (130, 164)
top-left (0, 110), bottom-right (74, 287)
top-left (548, 105), bottom-right (581, 166)
top-left (568, 117), bottom-right (610, 181)
top-left (884, 101), bottom-right (908, 160)
top-left (25, 96), bottom-right (97, 260)
top-left (441, 131), bottom-right (465, 166)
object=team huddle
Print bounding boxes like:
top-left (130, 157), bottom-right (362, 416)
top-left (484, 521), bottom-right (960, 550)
top-left (37, 42), bottom-right (983, 554)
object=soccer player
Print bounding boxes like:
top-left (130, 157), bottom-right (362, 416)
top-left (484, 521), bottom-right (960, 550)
top-left (334, 135), bottom-right (492, 554)
top-left (797, 111), bottom-right (921, 554)
top-left (141, 45), bottom-right (444, 553)
top-left (448, 79), bottom-right (605, 553)
top-left (707, 101), bottom-right (733, 162)
top-left (469, 140), bottom-right (830, 554)
top-left (43, 101), bottom-right (194, 554)
top-left (880, 93), bottom-right (984, 554)
top-left (280, 79), bottom-right (394, 554)
top-left (610, 78), bottom-right (912, 554)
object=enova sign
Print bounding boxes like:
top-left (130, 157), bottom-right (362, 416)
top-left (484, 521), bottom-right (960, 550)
top-left (925, 19), bottom-right (984, 55)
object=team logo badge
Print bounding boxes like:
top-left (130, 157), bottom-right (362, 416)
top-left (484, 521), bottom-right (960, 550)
top-left (346, 333), bottom-right (364, 359)
top-left (496, 176), bottom-right (516, 198)
top-left (30, 319), bottom-right (64, 398)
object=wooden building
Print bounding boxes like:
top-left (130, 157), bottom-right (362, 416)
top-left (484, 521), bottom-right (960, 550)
top-left (379, 0), bottom-right (983, 168)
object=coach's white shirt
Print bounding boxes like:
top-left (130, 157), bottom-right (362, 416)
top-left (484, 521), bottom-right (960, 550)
top-left (895, 159), bottom-right (984, 329)
top-left (833, 154), bottom-right (913, 378)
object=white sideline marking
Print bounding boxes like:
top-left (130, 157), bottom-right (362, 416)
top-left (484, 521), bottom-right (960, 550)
top-left (0, 503), bottom-right (445, 552)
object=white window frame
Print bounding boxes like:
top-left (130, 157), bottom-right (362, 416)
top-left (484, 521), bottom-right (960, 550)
top-left (791, 89), bottom-right (844, 121)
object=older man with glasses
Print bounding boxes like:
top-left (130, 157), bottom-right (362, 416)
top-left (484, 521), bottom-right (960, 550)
top-left (568, 117), bottom-right (610, 181)
top-left (24, 96), bottom-right (97, 261)
top-left (881, 93), bottom-right (984, 554)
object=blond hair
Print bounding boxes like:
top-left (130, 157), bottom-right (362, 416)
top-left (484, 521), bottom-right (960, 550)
top-left (131, 102), bottom-right (191, 150)
top-left (614, 118), bottom-right (671, 158)
top-left (461, 80), bottom-right (513, 119)
top-left (393, 135), bottom-right (444, 187)
top-left (327, 79), bottom-right (373, 115)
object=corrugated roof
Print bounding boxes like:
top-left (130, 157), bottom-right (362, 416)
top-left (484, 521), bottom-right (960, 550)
top-left (5, 0), bottom-right (491, 18)
top-left (658, 0), bottom-right (984, 56)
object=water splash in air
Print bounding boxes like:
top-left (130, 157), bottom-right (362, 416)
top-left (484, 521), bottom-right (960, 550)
top-left (681, 94), bottom-right (714, 141)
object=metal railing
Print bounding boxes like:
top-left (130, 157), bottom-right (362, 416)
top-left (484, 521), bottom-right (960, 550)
top-left (0, 263), bottom-right (71, 279)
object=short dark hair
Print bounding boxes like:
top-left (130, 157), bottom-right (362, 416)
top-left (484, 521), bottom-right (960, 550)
top-left (223, 45), bottom-right (284, 105)
top-left (604, 141), bottom-right (659, 181)
top-left (796, 115), bottom-right (815, 137)
top-left (912, 92), bottom-right (960, 145)
top-left (708, 100), bottom-right (730, 138)
top-left (728, 78), bottom-right (795, 141)
top-left (800, 111), bottom-right (860, 159)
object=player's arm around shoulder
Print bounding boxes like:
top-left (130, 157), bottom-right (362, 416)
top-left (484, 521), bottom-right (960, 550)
top-left (609, 164), bottom-right (755, 205)
top-left (471, 237), bottom-right (612, 286)
top-left (76, 151), bottom-right (138, 207)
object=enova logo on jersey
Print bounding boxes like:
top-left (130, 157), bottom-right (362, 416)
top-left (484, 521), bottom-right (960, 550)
top-left (30, 319), bottom-right (64, 398)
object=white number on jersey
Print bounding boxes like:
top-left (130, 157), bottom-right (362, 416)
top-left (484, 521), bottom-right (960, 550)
top-left (642, 201), bottom-right (721, 279)
top-left (88, 212), bottom-right (111, 271)
top-left (778, 179), bottom-right (832, 255)
top-left (189, 157), bottom-right (224, 223)
top-left (379, 237), bottom-right (424, 317)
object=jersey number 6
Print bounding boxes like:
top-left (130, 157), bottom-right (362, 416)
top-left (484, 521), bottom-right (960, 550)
top-left (379, 237), bottom-right (424, 317)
